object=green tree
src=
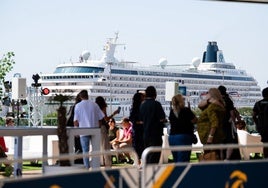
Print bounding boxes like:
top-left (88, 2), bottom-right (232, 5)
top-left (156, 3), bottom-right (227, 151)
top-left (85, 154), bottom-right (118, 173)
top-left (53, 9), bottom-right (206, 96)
top-left (0, 52), bottom-right (15, 98)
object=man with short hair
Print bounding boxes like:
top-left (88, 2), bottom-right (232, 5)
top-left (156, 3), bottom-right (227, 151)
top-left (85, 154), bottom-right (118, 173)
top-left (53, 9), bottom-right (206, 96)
top-left (139, 86), bottom-right (166, 164)
top-left (74, 90), bottom-right (104, 169)
top-left (253, 87), bottom-right (268, 158)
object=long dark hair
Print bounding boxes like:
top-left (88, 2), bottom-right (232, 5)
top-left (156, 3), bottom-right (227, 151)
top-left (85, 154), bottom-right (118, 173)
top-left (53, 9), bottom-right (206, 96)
top-left (132, 92), bottom-right (144, 110)
top-left (95, 96), bottom-right (107, 110)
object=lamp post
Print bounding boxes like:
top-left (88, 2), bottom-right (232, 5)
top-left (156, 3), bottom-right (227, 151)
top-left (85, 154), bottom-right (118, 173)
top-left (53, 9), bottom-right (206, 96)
top-left (222, 71), bottom-right (225, 85)
top-left (107, 62), bottom-right (113, 114)
top-left (30, 74), bottom-right (43, 126)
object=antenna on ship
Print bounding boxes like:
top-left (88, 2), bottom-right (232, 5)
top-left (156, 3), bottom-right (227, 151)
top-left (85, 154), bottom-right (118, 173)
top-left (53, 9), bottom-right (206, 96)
top-left (103, 32), bottom-right (126, 113)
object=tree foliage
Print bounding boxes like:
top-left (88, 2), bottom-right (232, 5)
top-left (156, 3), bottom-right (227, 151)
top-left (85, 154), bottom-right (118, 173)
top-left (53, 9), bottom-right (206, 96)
top-left (0, 52), bottom-right (15, 83)
top-left (52, 94), bottom-right (73, 107)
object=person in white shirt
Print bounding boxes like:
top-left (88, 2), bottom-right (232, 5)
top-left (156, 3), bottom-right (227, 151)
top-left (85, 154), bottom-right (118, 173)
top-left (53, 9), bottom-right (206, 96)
top-left (73, 90), bottom-right (104, 169)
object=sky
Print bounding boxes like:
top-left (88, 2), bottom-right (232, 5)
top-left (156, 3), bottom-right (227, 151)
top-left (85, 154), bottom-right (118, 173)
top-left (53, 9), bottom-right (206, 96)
top-left (0, 0), bottom-right (267, 90)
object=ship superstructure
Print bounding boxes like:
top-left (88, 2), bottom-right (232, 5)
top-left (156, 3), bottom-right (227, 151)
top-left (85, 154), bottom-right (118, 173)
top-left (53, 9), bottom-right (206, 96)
top-left (40, 34), bottom-right (261, 116)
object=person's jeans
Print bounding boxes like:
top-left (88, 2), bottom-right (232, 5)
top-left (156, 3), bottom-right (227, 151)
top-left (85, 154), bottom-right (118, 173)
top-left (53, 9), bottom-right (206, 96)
top-left (80, 135), bottom-right (91, 168)
top-left (168, 134), bottom-right (192, 162)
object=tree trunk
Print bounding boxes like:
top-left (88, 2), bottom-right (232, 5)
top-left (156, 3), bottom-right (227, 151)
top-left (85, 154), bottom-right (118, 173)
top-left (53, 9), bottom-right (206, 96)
top-left (57, 105), bottom-right (71, 166)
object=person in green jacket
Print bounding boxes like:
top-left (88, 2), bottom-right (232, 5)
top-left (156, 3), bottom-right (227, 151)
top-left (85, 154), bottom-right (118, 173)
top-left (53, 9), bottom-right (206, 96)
top-left (197, 88), bottom-right (226, 160)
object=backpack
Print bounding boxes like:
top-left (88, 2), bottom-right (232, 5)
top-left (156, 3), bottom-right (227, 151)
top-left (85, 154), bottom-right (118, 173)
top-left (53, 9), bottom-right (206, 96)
top-left (256, 100), bottom-right (268, 129)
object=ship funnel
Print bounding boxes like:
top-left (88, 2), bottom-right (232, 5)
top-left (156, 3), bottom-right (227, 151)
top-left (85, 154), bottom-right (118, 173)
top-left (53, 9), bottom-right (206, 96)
top-left (202, 41), bottom-right (219, 63)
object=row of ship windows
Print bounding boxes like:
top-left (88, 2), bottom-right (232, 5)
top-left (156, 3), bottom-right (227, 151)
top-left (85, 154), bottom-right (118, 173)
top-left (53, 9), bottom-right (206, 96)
top-left (114, 69), bottom-right (245, 81)
top-left (45, 73), bottom-right (256, 89)
top-left (52, 81), bottom-right (258, 95)
top-left (51, 82), bottom-right (259, 98)
top-left (54, 67), bottom-right (103, 73)
top-left (43, 70), bottom-right (254, 82)
top-left (50, 85), bottom-right (260, 100)
top-left (42, 74), bottom-right (105, 80)
top-left (107, 79), bottom-right (256, 89)
top-left (109, 75), bottom-right (256, 87)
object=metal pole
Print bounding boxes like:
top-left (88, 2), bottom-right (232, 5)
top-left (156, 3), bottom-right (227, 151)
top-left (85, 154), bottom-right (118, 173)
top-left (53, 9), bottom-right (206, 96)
top-left (16, 100), bottom-right (20, 126)
top-left (222, 71), bottom-right (225, 85)
top-left (109, 63), bottom-right (112, 114)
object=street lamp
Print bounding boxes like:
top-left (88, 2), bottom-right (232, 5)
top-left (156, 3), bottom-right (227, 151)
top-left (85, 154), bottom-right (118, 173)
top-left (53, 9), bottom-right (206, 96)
top-left (222, 71), bottom-right (225, 85)
top-left (107, 62), bottom-right (113, 114)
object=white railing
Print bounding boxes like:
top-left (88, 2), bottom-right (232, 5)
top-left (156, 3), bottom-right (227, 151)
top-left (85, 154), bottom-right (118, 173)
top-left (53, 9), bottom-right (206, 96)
top-left (0, 126), bottom-right (101, 177)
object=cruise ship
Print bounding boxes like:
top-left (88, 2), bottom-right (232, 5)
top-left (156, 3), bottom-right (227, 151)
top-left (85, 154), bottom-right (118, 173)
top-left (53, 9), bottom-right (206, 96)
top-left (39, 33), bottom-right (262, 117)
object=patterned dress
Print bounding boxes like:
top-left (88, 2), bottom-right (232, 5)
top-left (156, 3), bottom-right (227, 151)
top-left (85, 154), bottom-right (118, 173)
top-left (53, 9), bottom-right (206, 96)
top-left (197, 103), bottom-right (226, 145)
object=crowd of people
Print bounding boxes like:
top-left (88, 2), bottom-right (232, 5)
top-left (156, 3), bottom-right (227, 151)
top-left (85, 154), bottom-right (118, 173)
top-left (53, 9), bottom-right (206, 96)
top-left (67, 85), bottom-right (268, 169)
top-left (0, 84), bottom-right (259, 171)
top-left (1, 85), bottom-right (267, 174)
top-left (69, 86), bottom-right (167, 169)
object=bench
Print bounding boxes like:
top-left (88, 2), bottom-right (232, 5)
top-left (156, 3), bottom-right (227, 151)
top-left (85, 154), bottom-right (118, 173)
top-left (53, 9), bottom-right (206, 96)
top-left (237, 129), bottom-right (263, 160)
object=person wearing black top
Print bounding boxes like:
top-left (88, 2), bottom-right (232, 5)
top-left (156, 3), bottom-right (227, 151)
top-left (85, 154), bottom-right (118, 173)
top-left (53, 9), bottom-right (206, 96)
top-left (253, 87), bottom-right (268, 158)
top-left (66, 93), bottom-right (83, 164)
top-left (218, 85), bottom-right (241, 160)
top-left (129, 92), bottom-right (145, 165)
top-left (168, 94), bottom-right (197, 162)
top-left (139, 86), bottom-right (166, 164)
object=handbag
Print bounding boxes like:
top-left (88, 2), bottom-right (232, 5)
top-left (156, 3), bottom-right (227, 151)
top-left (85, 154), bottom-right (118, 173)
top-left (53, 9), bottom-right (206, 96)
top-left (199, 151), bottom-right (219, 161)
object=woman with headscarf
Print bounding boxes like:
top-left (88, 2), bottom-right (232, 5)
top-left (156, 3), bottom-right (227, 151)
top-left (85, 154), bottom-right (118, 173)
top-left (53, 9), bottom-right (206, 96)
top-left (197, 88), bottom-right (226, 160)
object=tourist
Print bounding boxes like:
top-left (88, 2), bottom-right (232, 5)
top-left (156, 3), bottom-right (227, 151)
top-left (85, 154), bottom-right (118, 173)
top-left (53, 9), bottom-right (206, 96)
top-left (108, 118), bottom-right (120, 145)
top-left (139, 86), bottom-right (166, 164)
top-left (197, 88), bottom-right (226, 160)
top-left (5, 117), bottom-right (14, 127)
top-left (252, 87), bottom-right (268, 158)
top-left (112, 117), bottom-right (134, 164)
top-left (218, 85), bottom-right (241, 160)
top-left (168, 94), bottom-right (197, 162)
top-left (73, 90), bottom-right (105, 169)
top-left (129, 92), bottom-right (145, 165)
top-left (95, 96), bottom-right (120, 167)
top-left (1, 117), bottom-right (14, 176)
top-left (108, 117), bottom-right (121, 163)
top-left (66, 93), bottom-right (83, 164)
